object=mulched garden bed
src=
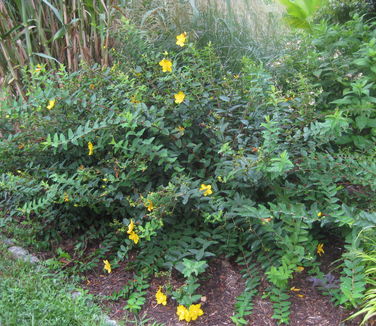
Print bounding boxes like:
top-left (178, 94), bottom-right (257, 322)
top-left (81, 251), bottom-right (368, 326)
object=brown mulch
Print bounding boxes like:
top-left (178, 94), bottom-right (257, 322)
top-left (80, 251), bottom-right (370, 326)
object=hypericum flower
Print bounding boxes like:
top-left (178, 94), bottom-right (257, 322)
top-left (176, 305), bottom-right (190, 322)
top-left (103, 260), bottom-right (111, 273)
top-left (174, 91), bottom-right (185, 104)
top-left (176, 32), bottom-right (187, 47)
top-left (130, 95), bottom-right (141, 103)
top-left (159, 58), bottom-right (172, 72)
top-left (47, 99), bottom-right (56, 110)
top-left (155, 287), bottom-right (167, 306)
top-left (145, 199), bottom-right (154, 212)
top-left (296, 266), bottom-right (304, 272)
top-left (317, 243), bottom-right (325, 256)
top-left (35, 64), bottom-right (42, 72)
top-left (199, 184), bottom-right (213, 196)
top-left (63, 193), bottom-right (69, 202)
top-left (128, 231), bottom-right (139, 244)
top-left (188, 304), bottom-right (204, 321)
top-left (317, 212), bottom-right (323, 217)
top-left (127, 219), bottom-right (135, 234)
top-left (88, 142), bottom-right (94, 156)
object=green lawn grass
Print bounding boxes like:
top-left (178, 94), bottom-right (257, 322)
top-left (0, 244), bottom-right (107, 326)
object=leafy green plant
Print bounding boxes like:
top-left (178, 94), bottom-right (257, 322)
top-left (347, 228), bottom-right (376, 325)
top-left (278, 0), bottom-right (327, 30)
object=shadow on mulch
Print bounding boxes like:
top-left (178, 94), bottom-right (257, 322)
top-left (81, 249), bottom-right (369, 326)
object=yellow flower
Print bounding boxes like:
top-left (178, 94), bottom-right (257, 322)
top-left (89, 84), bottom-right (95, 90)
top-left (317, 212), bottom-right (323, 217)
top-left (317, 243), bottom-right (325, 256)
top-left (177, 126), bottom-right (185, 133)
top-left (188, 304), bottom-right (204, 321)
top-left (199, 184), bottom-right (213, 196)
top-left (290, 286), bottom-right (301, 292)
top-left (47, 99), bottom-right (56, 110)
top-left (176, 32), bottom-right (187, 47)
top-left (127, 219), bottom-right (135, 234)
top-left (130, 95), bottom-right (141, 103)
top-left (63, 193), bottom-right (69, 202)
top-left (155, 287), bottom-right (167, 306)
top-left (176, 305), bottom-right (190, 322)
top-left (35, 64), bottom-right (42, 72)
top-left (296, 266), bottom-right (304, 272)
top-left (145, 199), bottom-right (154, 212)
top-left (128, 231), bottom-right (139, 244)
top-left (88, 142), bottom-right (94, 156)
top-left (103, 260), bottom-right (111, 273)
top-left (159, 58), bottom-right (172, 72)
top-left (174, 91), bottom-right (186, 104)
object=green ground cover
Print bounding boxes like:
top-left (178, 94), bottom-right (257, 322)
top-left (0, 243), bottom-right (107, 326)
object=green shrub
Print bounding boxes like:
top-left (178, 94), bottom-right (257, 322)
top-left (1, 17), bottom-right (376, 323)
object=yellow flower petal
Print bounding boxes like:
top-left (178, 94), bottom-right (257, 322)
top-left (317, 243), bottom-right (325, 256)
top-left (174, 91), bottom-right (186, 104)
top-left (176, 32), bottom-right (187, 47)
top-left (47, 99), bottom-right (56, 110)
top-left (145, 199), bottom-right (154, 212)
top-left (129, 231), bottom-right (139, 244)
top-left (188, 304), bottom-right (204, 321)
top-left (155, 287), bottom-right (167, 306)
top-left (296, 266), bottom-right (304, 272)
top-left (159, 58), bottom-right (172, 72)
top-left (199, 184), bottom-right (213, 196)
top-left (103, 260), bottom-right (111, 273)
top-left (127, 219), bottom-right (135, 234)
top-left (176, 305), bottom-right (190, 322)
top-left (88, 142), bottom-right (94, 156)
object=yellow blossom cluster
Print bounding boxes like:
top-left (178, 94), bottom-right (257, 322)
top-left (176, 304), bottom-right (204, 322)
top-left (155, 287), bottom-right (204, 322)
top-left (158, 33), bottom-right (189, 105)
top-left (127, 219), bottom-right (139, 244)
